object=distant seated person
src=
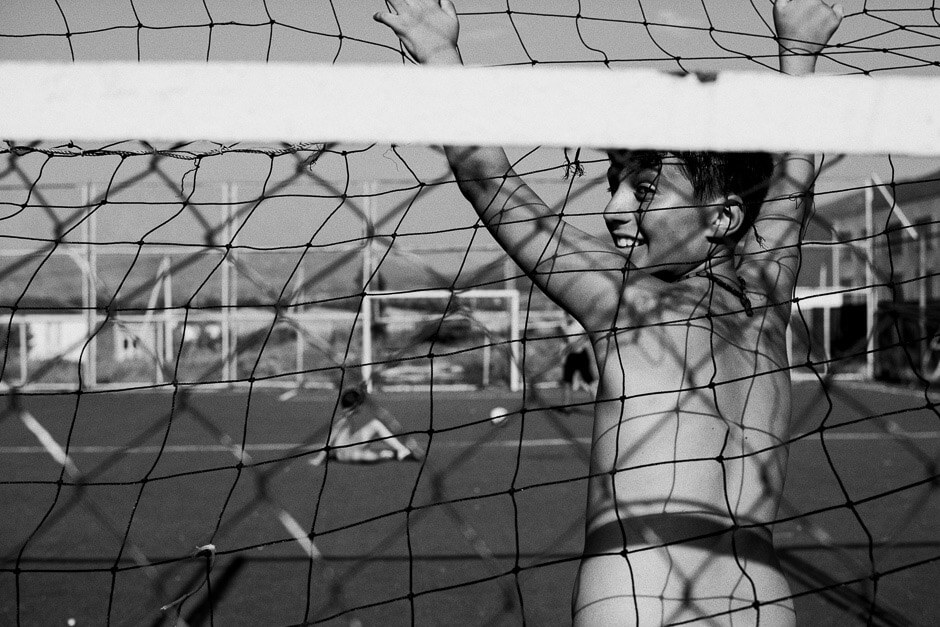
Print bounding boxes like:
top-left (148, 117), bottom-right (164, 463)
top-left (315, 386), bottom-right (423, 464)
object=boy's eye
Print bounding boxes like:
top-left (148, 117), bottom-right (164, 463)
top-left (635, 183), bottom-right (655, 201)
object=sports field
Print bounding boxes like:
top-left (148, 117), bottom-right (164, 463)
top-left (0, 379), bottom-right (937, 626)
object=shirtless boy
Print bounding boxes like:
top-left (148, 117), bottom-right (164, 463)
top-left (375, 1), bottom-right (842, 623)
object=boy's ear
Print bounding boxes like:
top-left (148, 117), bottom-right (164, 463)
top-left (706, 194), bottom-right (744, 243)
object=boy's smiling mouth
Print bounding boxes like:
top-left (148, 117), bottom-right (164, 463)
top-left (612, 233), bottom-right (646, 249)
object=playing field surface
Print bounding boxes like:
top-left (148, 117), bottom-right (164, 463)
top-left (1, 380), bottom-right (937, 625)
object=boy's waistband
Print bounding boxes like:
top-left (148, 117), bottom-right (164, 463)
top-left (584, 513), bottom-right (776, 566)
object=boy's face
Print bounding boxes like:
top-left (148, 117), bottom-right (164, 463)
top-left (604, 151), bottom-right (723, 280)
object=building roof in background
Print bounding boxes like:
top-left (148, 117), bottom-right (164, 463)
top-left (816, 168), bottom-right (940, 225)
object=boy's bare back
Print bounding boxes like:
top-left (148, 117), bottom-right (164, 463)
top-left (578, 272), bottom-right (795, 623)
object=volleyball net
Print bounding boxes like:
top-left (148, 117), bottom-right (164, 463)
top-left (1, 1), bottom-right (939, 625)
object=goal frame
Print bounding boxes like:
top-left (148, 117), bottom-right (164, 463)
top-left (4, 63), bottom-right (940, 156)
top-left (361, 288), bottom-right (522, 392)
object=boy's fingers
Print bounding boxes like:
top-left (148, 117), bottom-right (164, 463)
top-left (373, 11), bottom-right (402, 28)
top-left (386, 0), bottom-right (409, 15)
top-left (440, 0), bottom-right (458, 18)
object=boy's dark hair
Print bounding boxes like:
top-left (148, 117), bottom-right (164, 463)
top-left (680, 151), bottom-right (775, 240)
top-left (624, 150), bottom-right (775, 241)
top-left (340, 386), bottom-right (364, 410)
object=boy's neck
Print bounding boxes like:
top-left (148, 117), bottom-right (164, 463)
top-left (656, 246), bottom-right (737, 285)
top-left (684, 254), bottom-right (755, 317)
top-left (686, 252), bottom-right (736, 282)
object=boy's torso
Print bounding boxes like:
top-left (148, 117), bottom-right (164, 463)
top-left (585, 275), bottom-right (792, 531)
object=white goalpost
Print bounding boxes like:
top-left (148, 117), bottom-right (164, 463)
top-left (361, 289), bottom-right (522, 392)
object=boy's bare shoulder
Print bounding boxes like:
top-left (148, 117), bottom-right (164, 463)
top-left (584, 264), bottom-right (789, 360)
top-left (614, 274), bottom-right (749, 321)
top-left (613, 274), bottom-right (787, 353)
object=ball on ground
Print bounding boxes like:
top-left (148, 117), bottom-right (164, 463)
top-left (490, 406), bottom-right (508, 425)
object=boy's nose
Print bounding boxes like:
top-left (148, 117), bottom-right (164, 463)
top-left (603, 190), bottom-right (639, 218)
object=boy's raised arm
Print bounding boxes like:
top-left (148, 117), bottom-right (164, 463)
top-left (375, 0), bottom-right (627, 330)
top-left (741, 0), bottom-right (843, 300)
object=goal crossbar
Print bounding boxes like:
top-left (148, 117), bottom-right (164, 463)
top-left (4, 62), bottom-right (940, 156)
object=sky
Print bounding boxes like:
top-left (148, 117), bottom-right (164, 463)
top-left (1, 0), bottom-right (938, 258)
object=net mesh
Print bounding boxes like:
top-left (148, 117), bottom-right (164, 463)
top-left (1, 1), bottom-right (939, 625)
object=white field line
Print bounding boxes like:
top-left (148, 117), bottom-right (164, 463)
top-left (19, 410), bottom-right (81, 476)
top-left (1, 431), bottom-right (938, 456)
top-left (822, 379), bottom-right (940, 399)
top-left (278, 510), bottom-right (321, 560)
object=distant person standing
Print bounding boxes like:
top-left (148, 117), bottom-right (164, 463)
top-left (560, 315), bottom-right (595, 410)
top-left (928, 333), bottom-right (940, 381)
